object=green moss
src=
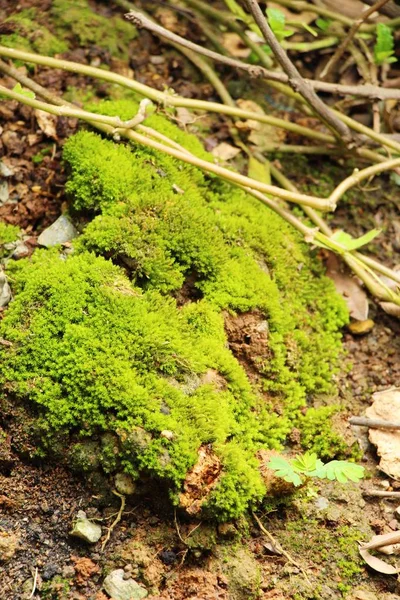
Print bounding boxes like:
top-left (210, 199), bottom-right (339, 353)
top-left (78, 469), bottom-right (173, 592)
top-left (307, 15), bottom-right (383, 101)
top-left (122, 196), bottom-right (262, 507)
top-left (298, 406), bottom-right (351, 460)
top-left (0, 222), bottom-right (20, 247)
top-left (1, 9), bottom-right (68, 55)
top-left (0, 100), bottom-right (350, 519)
top-left (51, 0), bottom-right (137, 60)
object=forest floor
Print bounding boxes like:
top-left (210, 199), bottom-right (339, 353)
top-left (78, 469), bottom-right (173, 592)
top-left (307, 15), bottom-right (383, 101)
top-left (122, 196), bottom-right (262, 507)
top-left (0, 1), bottom-right (400, 599)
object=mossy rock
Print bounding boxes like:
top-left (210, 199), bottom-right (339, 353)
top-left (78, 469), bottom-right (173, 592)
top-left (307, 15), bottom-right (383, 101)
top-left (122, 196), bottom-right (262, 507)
top-left (0, 8), bottom-right (68, 56)
top-left (51, 0), bottom-right (137, 60)
top-left (0, 100), bottom-right (349, 519)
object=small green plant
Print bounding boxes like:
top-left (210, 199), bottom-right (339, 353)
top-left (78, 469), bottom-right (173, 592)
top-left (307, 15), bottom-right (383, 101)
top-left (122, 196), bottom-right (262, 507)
top-left (374, 23), bottom-right (396, 65)
top-left (268, 453), bottom-right (364, 487)
top-left (266, 7), bottom-right (294, 42)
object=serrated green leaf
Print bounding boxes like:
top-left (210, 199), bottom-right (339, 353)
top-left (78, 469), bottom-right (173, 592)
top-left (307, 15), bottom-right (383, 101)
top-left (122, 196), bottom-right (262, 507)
top-left (374, 23), bottom-right (395, 65)
top-left (267, 8), bottom-right (295, 42)
top-left (12, 82), bottom-right (36, 100)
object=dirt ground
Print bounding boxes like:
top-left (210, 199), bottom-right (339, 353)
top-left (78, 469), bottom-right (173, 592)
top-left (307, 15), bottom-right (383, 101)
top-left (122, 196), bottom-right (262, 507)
top-left (1, 1), bottom-right (400, 599)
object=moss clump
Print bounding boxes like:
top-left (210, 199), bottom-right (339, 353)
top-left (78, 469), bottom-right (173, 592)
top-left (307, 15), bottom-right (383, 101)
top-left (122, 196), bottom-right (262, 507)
top-left (0, 223), bottom-right (20, 247)
top-left (0, 99), bottom-right (349, 519)
top-left (0, 9), bottom-right (68, 55)
top-left (51, 0), bottom-right (136, 60)
top-left (298, 406), bottom-right (358, 460)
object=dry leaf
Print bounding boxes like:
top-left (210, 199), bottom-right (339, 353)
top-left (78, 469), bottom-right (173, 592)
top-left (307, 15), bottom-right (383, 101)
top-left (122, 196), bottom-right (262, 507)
top-left (366, 388), bottom-right (400, 479)
top-left (34, 109), bottom-right (57, 140)
top-left (362, 531), bottom-right (400, 552)
top-left (221, 33), bottom-right (251, 58)
top-left (175, 107), bottom-right (195, 127)
top-left (359, 546), bottom-right (400, 574)
top-left (380, 302), bottom-right (400, 318)
top-left (211, 142), bottom-right (241, 161)
top-left (235, 99), bottom-right (286, 148)
top-left (325, 252), bottom-right (368, 321)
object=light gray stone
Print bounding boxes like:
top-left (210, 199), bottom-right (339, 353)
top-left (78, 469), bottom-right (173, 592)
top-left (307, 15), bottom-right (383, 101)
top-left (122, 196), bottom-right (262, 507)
top-left (115, 472), bottom-right (136, 496)
top-left (69, 510), bottom-right (102, 544)
top-left (103, 569), bottom-right (148, 600)
top-left (0, 181), bottom-right (9, 205)
top-left (0, 162), bottom-right (13, 177)
top-left (0, 271), bottom-right (11, 307)
top-left (37, 215), bottom-right (78, 248)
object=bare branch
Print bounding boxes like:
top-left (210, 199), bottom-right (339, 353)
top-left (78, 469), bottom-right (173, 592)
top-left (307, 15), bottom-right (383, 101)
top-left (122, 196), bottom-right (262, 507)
top-left (124, 11), bottom-right (400, 101)
top-left (243, 0), bottom-right (356, 146)
top-left (320, 0), bottom-right (392, 80)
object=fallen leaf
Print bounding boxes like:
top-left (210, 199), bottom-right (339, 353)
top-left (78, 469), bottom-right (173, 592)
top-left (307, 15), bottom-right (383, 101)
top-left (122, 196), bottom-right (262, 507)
top-left (235, 99), bottom-right (286, 148)
top-left (380, 302), bottom-right (400, 318)
top-left (366, 388), bottom-right (400, 479)
top-left (222, 33), bottom-right (251, 58)
top-left (211, 142), bottom-right (241, 161)
top-left (362, 531), bottom-right (400, 552)
top-left (34, 109), bottom-right (57, 140)
top-left (248, 156), bottom-right (270, 184)
top-left (325, 252), bottom-right (368, 321)
top-left (359, 546), bottom-right (399, 574)
top-left (348, 319), bottom-right (374, 335)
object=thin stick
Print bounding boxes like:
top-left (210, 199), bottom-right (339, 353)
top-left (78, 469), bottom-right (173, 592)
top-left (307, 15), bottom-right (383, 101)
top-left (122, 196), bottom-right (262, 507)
top-left (329, 158), bottom-right (400, 205)
top-left (320, 0), bottom-right (391, 80)
top-left (101, 490), bottom-right (126, 551)
top-left (244, 0), bottom-right (355, 145)
top-left (0, 84), bottom-right (333, 210)
top-left (123, 13), bottom-right (400, 101)
top-left (349, 417), bottom-right (400, 430)
top-left (252, 512), bottom-right (311, 585)
top-left (28, 568), bottom-right (38, 600)
top-left (363, 490), bottom-right (400, 498)
top-left (361, 531), bottom-right (400, 550)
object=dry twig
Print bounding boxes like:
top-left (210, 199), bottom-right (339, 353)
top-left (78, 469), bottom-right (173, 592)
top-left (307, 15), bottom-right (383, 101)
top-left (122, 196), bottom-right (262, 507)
top-left (124, 10), bottom-right (400, 101)
top-left (101, 490), bottom-right (126, 551)
top-left (350, 416), bottom-right (400, 430)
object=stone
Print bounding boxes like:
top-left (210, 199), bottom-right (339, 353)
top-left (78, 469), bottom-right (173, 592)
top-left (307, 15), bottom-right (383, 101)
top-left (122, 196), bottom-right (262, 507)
top-left (103, 569), bottom-right (148, 600)
top-left (11, 242), bottom-right (29, 260)
top-left (0, 271), bottom-right (11, 308)
top-left (115, 472), bottom-right (136, 496)
top-left (0, 531), bottom-right (19, 560)
top-left (0, 181), bottom-right (9, 205)
top-left (37, 215), bottom-right (78, 248)
top-left (0, 161), bottom-right (13, 177)
top-left (70, 510), bottom-right (102, 544)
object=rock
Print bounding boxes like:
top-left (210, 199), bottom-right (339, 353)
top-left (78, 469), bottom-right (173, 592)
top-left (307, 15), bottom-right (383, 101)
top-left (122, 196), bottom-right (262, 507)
top-left (348, 319), bottom-right (375, 335)
top-left (160, 430), bottom-right (174, 441)
top-left (0, 271), bottom-right (11, 308)
top-left (115, 472), bottom-right (136, 495)
top-left (42, 563), bottom-right (60, 580)
top-left (103, 569), bottom-right (148, 600)
top-left (70, 510), bottom-right (102, 544)
top-left (0, 161), bottom-right (13, 177)
top-left (366, 388), bottom-right (400, 479)
top-left (37, 215), bottom-right (78, 248)
top-left (11, 242), bottom-right (29, 260)
top-left (0, 531), bottom-right (19, 560)
top-left (0, 181), bottom-right (9, 205)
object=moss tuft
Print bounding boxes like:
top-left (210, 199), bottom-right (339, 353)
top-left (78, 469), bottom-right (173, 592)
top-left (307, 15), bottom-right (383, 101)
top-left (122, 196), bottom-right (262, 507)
top-left (1, 8), bottom-right (68, 55)
top-left (0, 100), bottom-right (349, 518)
top-left (51, 0), bottom-right (136, 60)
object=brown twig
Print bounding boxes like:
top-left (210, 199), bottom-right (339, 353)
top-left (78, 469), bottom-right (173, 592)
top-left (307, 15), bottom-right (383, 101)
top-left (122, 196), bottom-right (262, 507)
top-left (124, 10), bottom-right (400, 101)
top-left (349, 417), bottom-right (400, 430)
top-left (252, 512), bottom-right (311, 585)
top-left (363, 490), bottom-right (400, 498)
top-left (362, 0), bottom-right (400, 17)
top-left (243, 0), bottom-right (355, 146)
top-left (101, 490), bottom-right (126, 551)
top-left (320, 0), bottom-right (391, 80)
top-left (361, 531), bottom-right (400, 550)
